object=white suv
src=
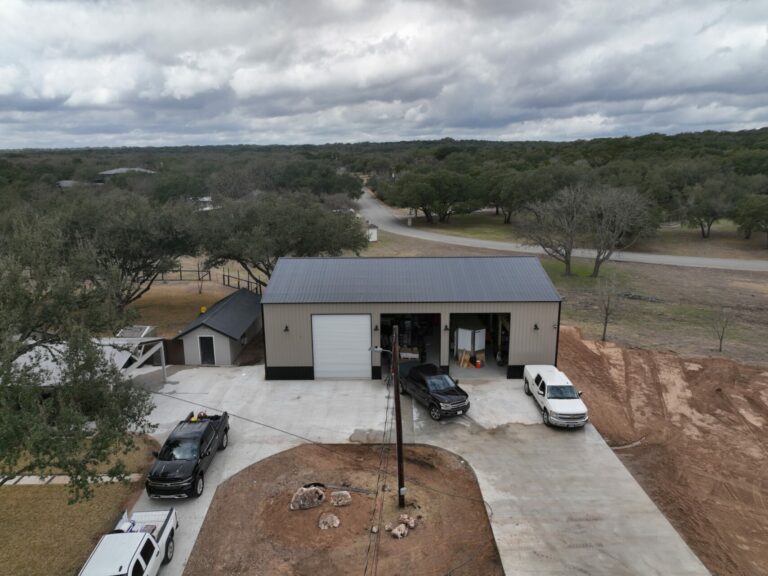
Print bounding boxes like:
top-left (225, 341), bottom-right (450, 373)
top-left (524, 365), bottom-right (589, 428)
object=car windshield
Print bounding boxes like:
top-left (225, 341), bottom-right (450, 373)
top-left (158, 439), bottom-right (198, 461)
top-left (426, 375), bottom-right (457, 392)
top-left (546, 385), bottom-right (580, 400)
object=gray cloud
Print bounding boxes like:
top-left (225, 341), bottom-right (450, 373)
top-left (1, 0), bottom-right (767, 148)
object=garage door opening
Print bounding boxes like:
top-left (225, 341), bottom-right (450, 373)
top-left (450, 313), bottom-right (510, 379)
top-left (380, 313), bottom-right (441, 376)
top-left (312, 314), bottom-right (372, 379)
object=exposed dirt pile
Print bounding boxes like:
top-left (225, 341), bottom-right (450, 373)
top-left (183, 444), bottom-right (502, 576)
top-left (559, 326), bottom-right (768, 576)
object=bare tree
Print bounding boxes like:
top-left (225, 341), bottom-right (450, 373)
top-left (597, 273), bottom-right (620, 341)
top-left (524, 185), bottom-right (589, 276)
top-left (712, 307), bottom-right (730, 352)
top-left (586, 187), bottom-right (653, 277)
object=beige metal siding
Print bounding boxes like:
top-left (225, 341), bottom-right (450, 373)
top-left (507, 302), bottom-right (560, 366)
top-left (263, 301), bottom-right (559, 369)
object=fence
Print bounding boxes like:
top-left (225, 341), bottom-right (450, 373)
top-left (158, 268), bottom-right (212, 282)
top-left (222, 268), bottom-right (263, 295)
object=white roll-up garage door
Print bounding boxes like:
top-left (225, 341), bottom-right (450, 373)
top-left (312, 314), bottom-right (371, 379)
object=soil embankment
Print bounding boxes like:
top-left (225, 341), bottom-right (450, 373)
top-left (559, 326), bottom-right (768, 576)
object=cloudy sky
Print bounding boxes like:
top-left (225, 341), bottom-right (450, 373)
top-left (1, 0), bottom-right (767, 148)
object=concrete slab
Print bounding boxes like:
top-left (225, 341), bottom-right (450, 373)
top-left (410, 379), bottom-right (710, 576)
top-left (15, 475), bottom-right (47, 485)
top-left (132, 367), bottom-right (708, 576)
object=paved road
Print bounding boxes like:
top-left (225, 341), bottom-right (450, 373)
top-left (359, 190), bottom-right (768, 273)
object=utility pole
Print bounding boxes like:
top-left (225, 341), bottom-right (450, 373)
top-left (391, 325), bottom-right (406, 508)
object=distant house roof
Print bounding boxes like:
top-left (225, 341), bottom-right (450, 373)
top-left (177, 289), bottom-right (262, 340)
top-left (261, 257), bottom-right (561, 304)
top-left (56, 179), bottom-right (78, 189)
top-left (99, 167), bottom-right (156, 175)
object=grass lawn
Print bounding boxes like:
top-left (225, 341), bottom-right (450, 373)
top-left (409, 211), bottom-right (768, 260)
top-left (0, 483), bottom-right (140, 576)
top-left (0, 436), bottom-right (157, 576)
top-left (410, 211), bottom-right (524, 242)
top-left (129, 281), bottom-right (236, 337)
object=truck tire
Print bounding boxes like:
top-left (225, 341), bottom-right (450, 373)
top-left (219, 429), bottom-right (228, 451)
top-left (542, 409), bottom-right (550, 426)
top-left (190, 474), bottom-right (204, 498)
top-left (429, 405), bottom-right (442, 421)
top-left (163, 534), bottom-right (174, 564)
top-left (524, 380), bottom-right (532, 396)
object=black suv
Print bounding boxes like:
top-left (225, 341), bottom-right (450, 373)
top-left (400, 364), bottom-right (470, 421)
top-left (145, 411), bottom-right (229, 499)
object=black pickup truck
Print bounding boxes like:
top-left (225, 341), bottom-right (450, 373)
top-left (145, 411), bottom-right (229, 499)
top-left (400, 363), bottom-right (470, 421)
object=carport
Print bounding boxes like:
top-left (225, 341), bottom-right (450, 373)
top-left (261, 256), bottom-right (562, 380)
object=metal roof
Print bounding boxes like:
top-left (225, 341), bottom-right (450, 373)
top-left (177, 289), bottom-right (262, 340)
top-left (99, 167), bottom-right (156, 175)
top-left (261, 257), bottom-right (561, 304)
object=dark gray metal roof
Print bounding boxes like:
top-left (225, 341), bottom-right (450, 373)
top-left (261, 257), bottom-right (561, 304)
top-left (177, 289), bottom-right (262, 340)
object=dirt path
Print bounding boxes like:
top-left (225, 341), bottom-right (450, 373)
top-left (183, 444), bottom-right (502, 576)
top-left (559, 326), bottom-right (768, 576)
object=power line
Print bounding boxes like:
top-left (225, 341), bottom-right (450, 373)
top-left (150, 389), bottom-right (498, 570)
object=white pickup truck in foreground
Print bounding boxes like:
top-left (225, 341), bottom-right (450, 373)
top-left (79, 508), bottom-right (178, 576)
top-left (524, 365), bottom-right (589, 428)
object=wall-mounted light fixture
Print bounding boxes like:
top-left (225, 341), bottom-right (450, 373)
top-left (533, 323), bottom-right (539, 331)
top-left (444, 324), bottom-right (450, 331)
top-left (553, 323), bottom-right (558, 329)
top-left (284, 325), bottom-right (290, 333)
top-left (374, 325), bottom-right (379, 332)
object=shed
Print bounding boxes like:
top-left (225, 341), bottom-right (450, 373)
top-left (177, 289), bottom-right (262, 366)
top-left (261, 256), bottom-right (562, 380)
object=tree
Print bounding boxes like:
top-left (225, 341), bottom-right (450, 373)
top-left (711, 307), bottom-right (730, 352)
top-left (0, 215), bottom-right (155, 501)
top-left (683, 177), bottom-right (731, 238)
top-left (393, 172), bottom-right (435, 222)
top-left (586, 187), bottom-right (653, 277)
top-left (597, 273), bottom-right (620, 341)
top-left (523, 185), bottom-right (589, 276)
top-left (64, 192), bottom-right (198, 309)
top-left (202, 192), bottom-right (368, 286)
top-left (732, 194), bottom-right (768, 246)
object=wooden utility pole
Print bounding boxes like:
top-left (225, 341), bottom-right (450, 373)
top-left (391, 325), bottom-right (406, 508)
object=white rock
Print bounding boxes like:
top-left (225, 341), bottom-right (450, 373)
top-left (330, 490), bottom-right (352, 507)
top-left (289, 486), bottom-right (325, 510)
top-left (391, 523), bottom-right (409, 539)
top-left (318, 513), bottom-right (340, 530)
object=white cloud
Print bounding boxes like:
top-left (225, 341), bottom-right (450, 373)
top-left (0, 0), bottom-right (767, 147)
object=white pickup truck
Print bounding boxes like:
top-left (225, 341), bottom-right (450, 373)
top-left (524, 365), bottom-right (589, 428)
top-left (79, 508), bottom-right (178, 576)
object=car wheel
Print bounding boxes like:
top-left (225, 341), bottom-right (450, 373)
top-left (542, 409), bottom-right (550, 426)
top-left (163, 534), bottom-right (174, 564)
top-left (191, 474), bottom-right (204, 498)
top-left (219, 430), bottom-right (228, 451)
top-left (429, 405), bottom-right (442, 421)
top-left (399, 382), bottom-right (408, 395)
top-left (524, 381), bottom-right (532, 396)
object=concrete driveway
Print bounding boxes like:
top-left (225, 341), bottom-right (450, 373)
top-left (406, 379), bottom-right (710, 575)
top-left (136, 367), bottom-right (708, 576)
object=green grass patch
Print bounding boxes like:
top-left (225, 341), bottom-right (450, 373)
top-left (410, 212), bottom-right (525, 242)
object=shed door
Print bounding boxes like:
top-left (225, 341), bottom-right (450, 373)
top-left (199, 336), bottom-right (215, 365)
top-left (312, 315), bottom-right (371, 379)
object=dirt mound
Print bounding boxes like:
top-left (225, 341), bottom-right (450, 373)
top-left (183, 444), bottom-right (502, 576)
top-left (559, 326), bottom-right (768, 576)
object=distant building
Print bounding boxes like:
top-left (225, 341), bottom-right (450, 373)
top-left (98, 167), bottom-right (156, 176)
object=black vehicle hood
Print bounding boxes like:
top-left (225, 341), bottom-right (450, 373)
top-left (431, 387), bottom-right (469, 403)
top-left (148, 459), bottom-right (196, 481)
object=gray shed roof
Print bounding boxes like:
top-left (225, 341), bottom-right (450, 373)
top-left (261, 257), bottom-right (561, 304)
top-left (177, 289), bottom-right (262, 340)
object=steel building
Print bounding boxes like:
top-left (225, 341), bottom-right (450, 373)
top-left (261, 256), bottom-right (562, 380)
